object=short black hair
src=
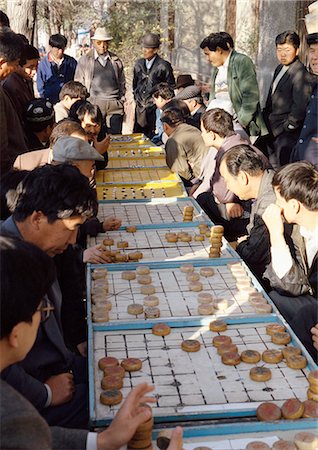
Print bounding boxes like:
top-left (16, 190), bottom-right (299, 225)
top-left (201, 108), bottom-right (234, 137)
top-left (275, 30), bottom-right (300, 49)
top-left (160, 107), bottom-right (185, 127)
top-left (49, 33), bottom-right (67, 49)
top-left (221, 145), bottom-right (265, 176)
top-left (200, 32), bottom-right (234, 51)
top-left (12, 164), bottom-right (98, 223)
top-left (272, 162), bottom-right (318, 211)
top-left (0, 27), bottom-right (24, 62)
top-left (0, 235), bottom-right (56, 338)
top-left (59, 81), bottom-right (88, 101)
top-left (0, 10), bottom-right (10, 27)
top-left (69, 100), bottom-right (103, 126)
top-left (152, 82), bottom-right (175, 100)
top-left (162, 99), bottom-right (191, 121)
top-left (49, 119), bottom-right (87, 146)
top-left (0, 169), bottom-right (30, 220)
top-left (20, 44), bottom-right (40, 66)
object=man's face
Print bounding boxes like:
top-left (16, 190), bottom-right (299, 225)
top-left (202, 47), bottom-right (224, 67)
top-left (50, 46), bottom-right (65, 60)
top-left (143, 47), bottom-right (158, 60)
top-left (81, 112), bottom-right (101, 140)
top-left (73, 160), bottom-right (95, 179)
top-left (308, 43), bottom-right (318, 75)
top-left (276, 43), bottom-right (298, 66)
top-left (23, 58), bottom-right (39, 80)
top-left (36, 214), bottom-right (86, 256)
top-left (93, 40), bottom-right (109, 55)
top-left (153, 95), bottom-right (166, 109)
top-left (0, 58), bottom-right (20, 79)
top-left (220, 160), bottom-right (248, 200)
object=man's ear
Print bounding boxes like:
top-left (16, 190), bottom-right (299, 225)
top-left (7, 324), bottom-right (21, 349)
top-left (290, 198), bottom-right (301, 214)
top-left (239, 171), bottom-right (249, 186)
top-left (29, 211), bottom-right (45, 230)
top-left (0, 57), bottom-right (7, 70)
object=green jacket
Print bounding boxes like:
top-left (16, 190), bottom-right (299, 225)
top-left (210, 50), bottom-right (268, 137)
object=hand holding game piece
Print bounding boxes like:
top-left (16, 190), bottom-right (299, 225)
top-left (83, 245), bottom-right (112, 264)
top-left (103, 216), bottom-right (122, 232)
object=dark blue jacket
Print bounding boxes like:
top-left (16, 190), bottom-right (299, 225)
top-left (37, 53), bottom-right (77, 104)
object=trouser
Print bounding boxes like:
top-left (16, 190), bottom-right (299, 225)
top-left (89, 97), bottom-right (124, 134)
top-left (133, 105), bottom-right (156, 139)
top-left (267, 129), bottom-right (299, 169)
top-left (41, 355), bottom-right (89, 429)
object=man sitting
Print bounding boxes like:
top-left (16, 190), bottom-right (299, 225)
top-left (24, 98), bottom-right (55, 151)
top-left (175, 85), bottom-right (206, 129)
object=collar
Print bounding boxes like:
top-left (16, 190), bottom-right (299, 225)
top-left (300, 225), bottom-right (318, 240)
top-left (48, 52), bottom-right (64, 65)
top-left (94, 49), bottom-right (110, 60)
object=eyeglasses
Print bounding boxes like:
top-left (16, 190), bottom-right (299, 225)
top-left (37, 298), bottom-right (55, 322)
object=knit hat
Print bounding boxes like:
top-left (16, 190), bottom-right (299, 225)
top-left (175, 74), bottom-right (195, 90)
top-left (175, 85), bottom-right (202, 102)
top-left (142, 33), bottom-right (161, 48)
top-left (52, 136), bottom-right (104, 162)
top-left (25, 99), bottom-right (54, 123)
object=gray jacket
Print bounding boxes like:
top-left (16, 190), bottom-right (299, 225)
top-left (74, 49), bottom-right (126, 99)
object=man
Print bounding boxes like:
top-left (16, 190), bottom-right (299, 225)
top-left (133, 32), bottom-right (175, 138)
top-left (291, 32), bottom-right (318, 167)
top-left (152, 82), bottom-right (175, 144)
top-left (54, 80), bottom-right (88, 122)
top-left (175, 85), bottom-right (206, 129)
top-left (200, 32), bottom-right (267, 140)
top-left (37, 33), bottom-right (77, 105)
top-left (0, 236), bottom-right (176, 449)
top-left (161, 107), bottom-right (207, 186)
top-left (75, 27), bottom-right (126, 134)
top-left (1, 164), bottom-right (97, 428)
top-left (24, 98), bottom-right (55, 151)
top-left (264, 31), bottom-right (312, 168)
top-left (220, 145), bottom-right (276, 283)
top-left (262, 162), bottom-right (317, 314)
top-left (0, 26), bottom-right (27, 176)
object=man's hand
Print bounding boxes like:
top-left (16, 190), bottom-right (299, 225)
top-left (103, 216), bottom-right (122, 232)
top-left (45, 373), bottom-right (75, 406)
top-left (311, 323), bottom-right (318, 351)
top-left (262, 203), bottom-right (285, 246)
top-left (237, 234), bottom-right (248, 244)
top-left (83, 245), bottom-right (112, 264)
top-left (93, 135), bottom-right (110, 155)
top-left (77, 341), bottom-right (87, 357)
top-left (97, 383), bottom-right (156, 450)
top-left (167, 427), bottom-right (183, 450)
top-left (225, 203), bottom-right (243, 219)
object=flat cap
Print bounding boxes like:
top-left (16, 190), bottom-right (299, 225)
top-left (142, 32), bottom-right (161, 48)
top-left (52, 136), bottom-right (104, 162)
top-left (175, 85), bottom-right (202, 101)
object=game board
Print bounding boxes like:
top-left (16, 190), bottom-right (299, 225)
top-left (89, 315), bottom-right (317, 426)
top-left (107, 157), bottom-right (166, 169)
top-left (96, 182), bottom-right (187, 200)
top-left (96, 198), bottom-right (209, 226)
top-left (96, 168), bottom-right (179, 184)
top-left (107, 147), bottom-right (165, 158)
top-left (88, 226), bottom-right (236, 261)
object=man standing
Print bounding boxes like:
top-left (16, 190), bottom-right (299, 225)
top-left (37, 34), bottom-right (77, 105)
top-left (75, 27), bottom-right (126, 134)
top-left (133, 32), bottom-right (175, 138)
top-left (200, 32), bottom-right (267, 140)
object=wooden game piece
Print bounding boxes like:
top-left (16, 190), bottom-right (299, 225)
top-left (308, 382), bottom-right (318, 394)
top-left (205, 231), bottom-right (212, 237)
top-left (302, 399), bottom-right (318, 418)
top-left (266, 323), bottom-right (286, 336)
top-left (92, 301), bottom-right (112, 314)
top-left (103, 238), bottom-right (114, 246)
top-left (128, 251), bottom-right (143, 261)
top-left (262, 349), bottom-right (283, 364)
top-left (197, 304), bottom-right (214, 315)
top-left (181, 339), bottom-right (201, 352)
top-left (189, 281), bottom-right (203, 292)
top-left (180, 264), bottom-right (194, 273)
top-left (281, 398), bottom-right (304, 419)
top-left (254, 303), bottom-right (272, 314)
top-left (307, 370), bottom-right (318, 387)
top-left (144, 306), bottom-right (160, 318)
top-left (101, 375), bottom-right (123, 390)
top-left (180, 234), bottom-right (192, 242)
top-left (93, 312), bottom-right (109, 323)
top-left (143, 295), bottom-right (160, 306)
top-left (140, 285), bottom-right (156, 295)
top-left (98, 356), bottom-right (119, 370)
top-left (198, 223), bottom-right (209, 230)
top-left (209, 241), bottom-right (222, 249)
top-left (250, 366), bottom-right (272, 382)
top-left (117, 241), bottom-right (129, 249)
top-left (209, 320), bottom-right (227, 332)
top-left (212, 335), bottom-right (232, 347)
top-left (194, 234), bottom-right (205, 241)
top-left (210, 225), bottom-right (224, 235)
top-left (166, 235), bottom-right (178, 243)
top-left (256, 402), bottom-right (282, 421)
top-left (246, 442), bottom-right (271, 450)
top-left (92, 268), bottom-right (108, 279)
top-left (198, 292), bottom-right (214, 304)
top-left (307, 388), bottom-right (318, 402)
top-left (209, 248), bottom-right (221, 258)
top-left (186, 272), bottom-right (200, 282)
top-left (286, 354), bottom-right (307, 370)
top-left (271, 331), bottom-right (291, 345)
top-left (221, 352), bottom-right (241, 366)
top-left (115, 253), bottom-right (128, 262)
top-left (200, 267), bottom-right (215, 277)
top-left (152, 323), bottom-right (171, 336)
top-left (127, 303), bottom-right (144, 315)
top-left (126, 226), bottom-right (137, 233)
top-left (100, 389), bottom-right (123, 406)
top-left (282, 346), bottom-right (301, 359)
top-left (122, 271), bottom-right (136, 280)
top-left (272, 441), bottom-right (297, 450)
top-left (236, 280), bottom-right (252, 290)
top-left (137, 275), bottom-right (152, 285)
top-left (136, 266), bottom-right (151, 275)
top-left (103, 365), bottom-right (125, 378)
top-left (249, 297), bottom-right (269, 308)
top-left (217, 344), bottom-right (238, 355)
top-left (121, 358), bottom-right (142, 372)
top-left (241, 350), bottom-right (261, 364)
top-left (294, 432), bottom-right (318, 450)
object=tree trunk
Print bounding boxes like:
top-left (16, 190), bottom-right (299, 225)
top-left (6, 0), bottom-right (37, 45)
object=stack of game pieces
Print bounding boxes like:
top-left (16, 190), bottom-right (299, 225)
top-left (307, 370), bottom-right (318, 402)
top-left (91, 269), bottom-right (111, 323)
top-left (183, 205), bottom-right (194, 221)
top-left (128, 404), bottom-right (153, 450)
top-left (209, 225), bottom-right (224, 258)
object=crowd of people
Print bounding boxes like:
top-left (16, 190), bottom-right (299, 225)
top-left (0, 7), bottom-right (317, 449)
